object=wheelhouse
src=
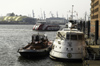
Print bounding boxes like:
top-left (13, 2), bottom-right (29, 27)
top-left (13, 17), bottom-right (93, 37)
top-left (32, 34), bottom-right (47, 41)
top-left (56, 31), bottom-right (84, 41)
top-left (66, 32), bottom-right (84, 40)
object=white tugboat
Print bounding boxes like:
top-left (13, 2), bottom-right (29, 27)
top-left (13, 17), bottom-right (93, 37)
top-left (49, 23), bottom-right (86, 60)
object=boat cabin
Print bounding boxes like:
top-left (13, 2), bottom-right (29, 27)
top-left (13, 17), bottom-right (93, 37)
top-left (31, 34), bottom-right (48, 42)
top-left (56, 31), bottom-right (84, 41)
top-left (66, 32), bottom-right (84, 40)
top-left (23, 34), bottom-right (49, 50)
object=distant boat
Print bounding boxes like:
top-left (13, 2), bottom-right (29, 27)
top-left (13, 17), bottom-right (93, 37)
top-left (18, 33), bottom-right (52, 58)
top-left (33, 21), bottom-right (60, 31)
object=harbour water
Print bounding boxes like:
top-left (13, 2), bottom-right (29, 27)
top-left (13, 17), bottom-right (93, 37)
top-left (0, 25), bottom-right (83, 66)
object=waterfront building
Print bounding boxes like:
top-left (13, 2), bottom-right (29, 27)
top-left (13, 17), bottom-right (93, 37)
top-left (90, 0), bottom-right (100, 44)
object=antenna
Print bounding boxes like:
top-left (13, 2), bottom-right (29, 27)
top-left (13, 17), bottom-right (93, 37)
top-left (68, 5), bottom-right (77, 20)
top-left (72, 5), bottom-right (74, 20)
top-left (85, 12), bottom-right (87, 21)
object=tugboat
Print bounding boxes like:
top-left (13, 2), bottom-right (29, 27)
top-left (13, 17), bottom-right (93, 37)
top-left (33, 21), bottom-right (60, 31)
top-left (18, 33), bottom-right (52, 58)
top-left (49, 22), bottom-right (86, 61)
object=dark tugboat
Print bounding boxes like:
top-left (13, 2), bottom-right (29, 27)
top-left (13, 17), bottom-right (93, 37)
top-left (18, 33), bottom-right (52, 58)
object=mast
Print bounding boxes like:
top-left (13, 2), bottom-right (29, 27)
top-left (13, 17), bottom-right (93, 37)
top-left (32, 10), bottom-right (35, 18)
top-left (43, 11), bottom-right (46, 19)
top-left (50, 11), bottom-right (54, 17)
top-left (85, 12), bottom-right (87, 22)
top-left (72, 5), bottom-right (74, 20)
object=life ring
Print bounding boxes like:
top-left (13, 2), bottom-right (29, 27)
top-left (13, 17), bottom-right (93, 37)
top-left (67, 53), bottom-right (72, 58)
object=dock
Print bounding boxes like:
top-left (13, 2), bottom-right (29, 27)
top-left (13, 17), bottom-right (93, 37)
top-left (83, 60), bottom-right (100, 66)
top-left (85, 37), bottom-right (100, 60)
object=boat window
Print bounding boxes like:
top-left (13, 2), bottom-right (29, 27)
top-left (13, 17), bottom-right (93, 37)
top-left (66, 48), bottom-right (68, 50)
top-left (78, 35), bottom-right (83, 40)
top-left (58, 41), bottom-right (61, 44)
top-left (59, 47), bottom-right (61, 49)
top-left (71, 48), bottom-right (73, 50)
top-left (66, 34), bottom-right (77, 40)
top-left (66, 34), bottom-right (70, 39)
top-left (35, 35), bottom-right (39, 41)
top-left (71, 35), bottom-right (77, 40)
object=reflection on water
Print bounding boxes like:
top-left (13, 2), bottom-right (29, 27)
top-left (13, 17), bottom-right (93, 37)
top-left (0, 25), bottom-right (83, 66)
top-left (17, 56), bottom-right (83, 66)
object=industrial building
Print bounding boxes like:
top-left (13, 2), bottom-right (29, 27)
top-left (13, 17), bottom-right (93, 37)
top-left (0, 13), bottom-right (37, 24)
top-left (46, 17), bottom-right (67, 25)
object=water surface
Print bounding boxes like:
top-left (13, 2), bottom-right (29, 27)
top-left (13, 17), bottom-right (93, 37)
top-left (0, 25), bottom-right (83, 66)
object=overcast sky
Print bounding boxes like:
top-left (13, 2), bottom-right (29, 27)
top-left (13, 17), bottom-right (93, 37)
top-left (0, 0), bottom-right (91, 19)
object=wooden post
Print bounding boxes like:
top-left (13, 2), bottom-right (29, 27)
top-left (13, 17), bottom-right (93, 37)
top-left (87, 21), bottom-right (90, 38)
top-left (93, 54), bottom-right (95, 60)
top-left (95, 20), bottom-right (99, 45)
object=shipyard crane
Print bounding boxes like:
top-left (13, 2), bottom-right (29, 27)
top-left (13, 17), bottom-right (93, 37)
top-left (49, 11), bottom-right (54, 17)
top-left (32, 10), bottom-right (35, 18)
top-left (56, 11), bottom-right (58, 18)
top-left (43, 11), bottom-right (46, 19)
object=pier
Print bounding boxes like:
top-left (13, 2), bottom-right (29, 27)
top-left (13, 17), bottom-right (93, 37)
top-left (83, 38), bottom-right (100, 66)
top-left (83, 60), bottom-right (100, 66)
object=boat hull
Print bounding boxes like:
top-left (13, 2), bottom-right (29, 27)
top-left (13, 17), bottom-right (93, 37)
top-left (49, 55), bottom-right (83, 62)
top-left (18, 48), bottom-right (51, 58)
top-left (33, 24), bottom-right (60, 31)
top-left (50, 50), bottom-right (84, 60)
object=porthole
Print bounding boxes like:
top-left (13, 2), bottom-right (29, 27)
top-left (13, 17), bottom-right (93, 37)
top-left (58, 41), bottom-right (61, 44)
top-left (66, 48), bottom-right (68, 50)
top-left (71, 48), bottom-right (73, 50)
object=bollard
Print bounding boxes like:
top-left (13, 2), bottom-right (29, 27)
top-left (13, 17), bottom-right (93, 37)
top-left (93, 54), bottom-right (95, 60)
top-left (84, 60), bottom-right (88, 66)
